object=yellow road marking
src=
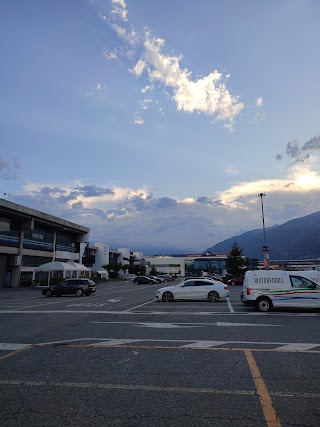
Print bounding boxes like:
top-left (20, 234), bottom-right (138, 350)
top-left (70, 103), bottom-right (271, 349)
top-left (245, 349), bottom-right (282, 427)
top-left (0, 345), bottom-right (33, 361)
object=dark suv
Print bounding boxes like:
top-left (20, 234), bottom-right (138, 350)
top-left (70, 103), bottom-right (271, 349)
top-left (42, 278), bottom-right (96, 297)
top-left (133, 276), bottom-right (158, 285)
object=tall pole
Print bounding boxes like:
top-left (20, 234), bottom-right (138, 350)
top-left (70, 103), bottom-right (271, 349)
top-left (258, 193), bottom-right (269, 269)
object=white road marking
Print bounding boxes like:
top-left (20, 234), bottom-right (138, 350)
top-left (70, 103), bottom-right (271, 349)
top-left (226, 296), bottom-right (235, 313)
top-left (0, 343), bottom-right (31, 350)
top-left (216, 322), bottom-right (280, 327)
top-left (181, 341), bottom-right (228, 348)
top-left (134, 323), bottom-right (201, 328)
top-left (1, 339), bottom-right (320, 352)
top-left (274, 343), bottom-right (320, 351)
top-left (125, 299), bottom-right (157, 312)
top-left (92, 339), bottom-right (141, 347)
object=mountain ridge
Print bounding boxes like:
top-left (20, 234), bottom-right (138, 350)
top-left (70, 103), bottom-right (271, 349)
top-left (206, 211), bottom-right (320, 260)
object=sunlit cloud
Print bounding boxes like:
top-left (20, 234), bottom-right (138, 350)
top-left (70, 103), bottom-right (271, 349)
top-left (104, 3), bottom-right (244, 128)
top-left (256, 97), bottom-right (263, 107)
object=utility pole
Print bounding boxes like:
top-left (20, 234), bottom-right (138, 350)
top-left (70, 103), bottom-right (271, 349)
top-left (258, 193), bottom-right (269, 269)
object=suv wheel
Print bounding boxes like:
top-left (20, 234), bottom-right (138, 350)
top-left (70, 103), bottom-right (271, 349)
top-left (75, 289), bottom-right (83, 297)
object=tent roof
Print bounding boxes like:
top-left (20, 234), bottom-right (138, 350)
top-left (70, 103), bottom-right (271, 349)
top-left (66, 262), bottom-right (90, 271)
top-left (34, 261), bottom-right (77, 271)
top-left (35, 261), bottom-right (91, 272)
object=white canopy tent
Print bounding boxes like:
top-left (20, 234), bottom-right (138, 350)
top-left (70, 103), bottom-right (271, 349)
top-left (33, 261), bottom-right (91, 286)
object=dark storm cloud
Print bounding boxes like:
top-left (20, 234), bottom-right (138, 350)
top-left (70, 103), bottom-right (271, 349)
top-left (0, 156), bottom-right (21, 180)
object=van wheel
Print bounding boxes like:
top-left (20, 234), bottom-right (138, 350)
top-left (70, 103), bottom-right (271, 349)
top-left (256, 297), bottom-right (272, 312)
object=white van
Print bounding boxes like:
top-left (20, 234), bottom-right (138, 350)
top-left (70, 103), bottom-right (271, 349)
top-left (241, 270), bottom-right (320, 312)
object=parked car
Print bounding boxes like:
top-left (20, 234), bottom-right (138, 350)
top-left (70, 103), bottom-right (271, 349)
top-left (42, 278), bottom-right (96, 297)
top-left (227, 277), bottom-right (244, 286)
top-left (133, 276), bottom-right (158, 285)
top-left (206, 274), bottom-right (224, 282)
top-left (123, 274), bottom-right (137, 281)
top-left (156, 278), bottom-right (229, 302)
top-left (148, 275), bottom-right (165, 283)
top-left (158, 274), bottom-right (173, 282)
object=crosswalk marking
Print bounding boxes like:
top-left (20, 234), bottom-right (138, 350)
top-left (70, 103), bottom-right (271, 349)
top-left (1, 340), bottom-right (320, 352)
top-left (181, 341), bottom-right (227, 348)
top-left (274, 343), bottom-right (320, 351)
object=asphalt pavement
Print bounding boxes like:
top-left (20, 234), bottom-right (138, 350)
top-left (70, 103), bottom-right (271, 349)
top-left (0, 280), bottom-right (319, 426)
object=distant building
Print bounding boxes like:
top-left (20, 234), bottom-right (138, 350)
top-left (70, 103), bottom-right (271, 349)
top-left (0, 198), bottom-right (90, 288)
top-left (145, 253), bottom-right (258, 277)
top-left (0, 198), bottom-right (146, 287)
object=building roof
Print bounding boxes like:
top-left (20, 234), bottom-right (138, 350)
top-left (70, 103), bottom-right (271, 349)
top-left (0, 198), bottom-right (89, 234)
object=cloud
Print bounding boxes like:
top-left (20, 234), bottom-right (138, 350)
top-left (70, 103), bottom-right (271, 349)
top-left (256, 97), bottom-right (263, 107)
top-left (10, 142), bottom-right (320, 253)
top-left (103, 48), bottom-right (118, 60)
top-left (86, 82), bottom-right (107, 96)
top-left (133, 117), bottom-right (144, 125)
top-left (284, 135), bottom-right (320, 165)
top-left (224, 166), bottom-right (238, 175)
top-left (0, 156), bottom-right (21, 180)
top-left (276, 154), bottom-right (283, 160)
top-left (111, 0), bottom-right (128, 22)
top-left (104, 3), bottom-right (244, 128)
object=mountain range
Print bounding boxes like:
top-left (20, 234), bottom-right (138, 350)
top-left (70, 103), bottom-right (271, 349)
top-left (206, 211), bottom-right (320, 260)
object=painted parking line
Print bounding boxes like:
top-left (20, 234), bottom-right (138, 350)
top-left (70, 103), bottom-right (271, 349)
top-left (226, 296), bottom-right (235, 313)
top-left (0, 345), bottom-right (33, 361)
top-left (245, 349), bottom-right (282, 427)
top-left (0, 343), bottom-right (31, 351)
top-left (125, 299), bottom-right (157, 311)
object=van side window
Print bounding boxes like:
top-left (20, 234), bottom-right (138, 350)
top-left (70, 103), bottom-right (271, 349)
top-left (290, 276), bottom-right (317, 289)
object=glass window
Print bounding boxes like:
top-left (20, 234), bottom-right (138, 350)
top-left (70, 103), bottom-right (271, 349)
top-left (290, 275), bottom-right (318, 288)
top-left (183, 280), bottom-right (194, 287)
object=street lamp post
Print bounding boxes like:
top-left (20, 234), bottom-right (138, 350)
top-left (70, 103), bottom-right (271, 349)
top-left (258, 193), bottom-right (269, 269)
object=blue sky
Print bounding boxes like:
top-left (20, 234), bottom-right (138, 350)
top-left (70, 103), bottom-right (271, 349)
top-left (1, 0), bottom-right (320, 254)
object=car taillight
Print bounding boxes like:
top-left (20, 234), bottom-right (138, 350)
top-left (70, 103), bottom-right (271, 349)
top-left (247, 287), bottom-right (251, 295)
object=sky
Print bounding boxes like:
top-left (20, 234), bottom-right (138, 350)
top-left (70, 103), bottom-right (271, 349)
top-left (1, 0), bottom-right (320, 255)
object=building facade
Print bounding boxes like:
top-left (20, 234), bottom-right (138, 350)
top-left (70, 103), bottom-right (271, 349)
top-left (0, 198), bottom-right (90, 288)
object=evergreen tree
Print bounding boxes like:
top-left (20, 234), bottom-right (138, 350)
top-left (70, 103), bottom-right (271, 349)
top-left (226, 242), bottom-right (246, 277)
top-left (150, 265), bottom-right (157, 276)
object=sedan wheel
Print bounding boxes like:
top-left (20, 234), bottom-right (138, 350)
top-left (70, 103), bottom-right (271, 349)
top-left (75, 289), bottom-right (83, 297)
top-left (162, 291), bottom-right (173, 302)
top-left (45, 289), bottom-right (53, 297)
top-left (208, 291), bottom-right (219, 302)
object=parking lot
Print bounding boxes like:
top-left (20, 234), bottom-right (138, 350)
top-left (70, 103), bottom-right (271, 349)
top-left (0, 280), bottom-right (319, 426)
